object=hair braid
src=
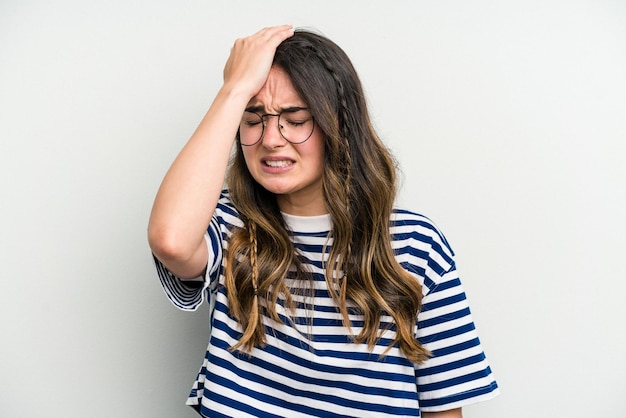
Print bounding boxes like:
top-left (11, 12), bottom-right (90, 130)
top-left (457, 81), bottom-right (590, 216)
top-left (228, 220), bottom-right (262, 353)
top-left (248, 221), bottom-right (259, 297)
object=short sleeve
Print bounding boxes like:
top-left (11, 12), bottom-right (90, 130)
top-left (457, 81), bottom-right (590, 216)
top-left (415, 266), bottom-right (500, 411)
top-left (153, 216), bottom-right (223, 311)
top-left (391, 209), bottom-right (499, 410)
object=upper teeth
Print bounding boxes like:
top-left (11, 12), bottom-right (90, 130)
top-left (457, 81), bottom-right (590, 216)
top-left (265, 160), bottom-right (292, 167)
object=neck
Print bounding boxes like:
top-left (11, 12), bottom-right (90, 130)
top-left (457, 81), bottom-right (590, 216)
top-left (276, 193), bottom-right (328, 216)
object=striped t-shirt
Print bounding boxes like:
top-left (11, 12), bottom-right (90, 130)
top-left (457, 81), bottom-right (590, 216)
top-left (155, 191), bottom-right (499, 417)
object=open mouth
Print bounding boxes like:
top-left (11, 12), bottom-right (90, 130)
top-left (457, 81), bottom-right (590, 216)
top-left (263, 159), bottom-right (294, 168)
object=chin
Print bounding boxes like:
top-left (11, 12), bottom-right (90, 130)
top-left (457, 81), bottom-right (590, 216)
top-left (261, 184), bottom-right (294, 196)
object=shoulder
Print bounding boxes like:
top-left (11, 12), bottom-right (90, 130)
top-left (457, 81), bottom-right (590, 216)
top-left (213, 189), bottom-right (243, 229)
top-left (391, 208), bottom-right (456, 290)
top-left (391, 208), bottom-right (454, 256)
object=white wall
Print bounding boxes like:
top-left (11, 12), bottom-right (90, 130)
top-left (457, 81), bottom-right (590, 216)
top-left (2, 1), bottom-right (625, 417)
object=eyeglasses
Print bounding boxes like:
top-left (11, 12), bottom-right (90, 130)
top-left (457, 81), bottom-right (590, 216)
top-left (238, 108), bottom-right (315, 146)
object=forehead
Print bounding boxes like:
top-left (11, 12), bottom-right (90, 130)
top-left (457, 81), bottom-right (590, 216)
top-left (248, 66), bottom-right (306, 111)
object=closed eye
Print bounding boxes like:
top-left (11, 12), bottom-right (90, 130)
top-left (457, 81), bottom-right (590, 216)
top-left (241, 112), bottom-right (263, 127)
top-left (282, 109), bottom-right (312, 127)
top-left (284, 118), bottom-right (308, 127)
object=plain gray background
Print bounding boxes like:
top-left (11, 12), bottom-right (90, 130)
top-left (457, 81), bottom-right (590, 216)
top-left (2, 0), bottom-right (625, 417)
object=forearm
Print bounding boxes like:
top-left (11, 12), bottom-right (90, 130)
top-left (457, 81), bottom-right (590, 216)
top-left (148, 86), bottom-right (249, 275)
top-left (148, 25), bottom-right (294, 278)
top-left (422, 408), bottom-right (462, 418)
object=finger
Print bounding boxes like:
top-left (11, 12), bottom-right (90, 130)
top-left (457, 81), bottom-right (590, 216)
top-left (254, 24), bottom-right (294, 44)
top-left (231, 25), bottom-right (293, 53)
top-left (256, 24), bottom-right (293, 37)
top-left (222, 25), bottom-right (294, 91)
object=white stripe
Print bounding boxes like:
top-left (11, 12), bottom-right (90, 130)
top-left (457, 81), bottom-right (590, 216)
top-left (156, 191), bottom-right (499, 415)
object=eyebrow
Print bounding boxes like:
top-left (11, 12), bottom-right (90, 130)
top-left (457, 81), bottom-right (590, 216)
top-left (244, 105), bottom-right (308, 114)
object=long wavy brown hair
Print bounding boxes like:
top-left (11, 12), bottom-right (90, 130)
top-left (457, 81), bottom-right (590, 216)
top-left (225, 29), bottom-right (430, 364)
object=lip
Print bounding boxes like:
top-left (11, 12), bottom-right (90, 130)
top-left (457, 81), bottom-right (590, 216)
top-left (260, 156), bottom-right (295, 174)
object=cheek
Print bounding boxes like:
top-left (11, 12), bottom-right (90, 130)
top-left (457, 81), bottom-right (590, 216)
top-left (306, 131), bottom-right (325, 163)
top-left (314, 139), bottom-right (326, 171)
top-left (241, 148), bottom-right (255, 169)
top-left (315, 148), bottom-right (325, 171)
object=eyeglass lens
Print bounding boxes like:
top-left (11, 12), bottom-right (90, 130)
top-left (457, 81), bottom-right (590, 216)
top-left (239, 108), bottom-right (314, 146)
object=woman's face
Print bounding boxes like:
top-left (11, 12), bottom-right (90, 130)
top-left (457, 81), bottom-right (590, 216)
top-left (242, 66), bottom-right (326, 216)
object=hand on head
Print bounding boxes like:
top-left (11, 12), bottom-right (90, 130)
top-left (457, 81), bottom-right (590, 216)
top-left (223, 25), bottom-right (295, 100)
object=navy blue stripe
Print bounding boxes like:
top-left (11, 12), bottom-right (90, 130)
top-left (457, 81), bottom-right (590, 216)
top-left (418, 367), bottom-right (493, 392)
top-left (399, 260), bottom-right (426, 277)
top-left (394, 243), bottom-right (452, 276)
top-left (289, 230), bottom-right (331, 238)
top-left (422, 291), bottom-right (466, 312)
top-left (156, 191), bottom-right (499, 415)
top-left (212, 321), bottom-right (408, 369)
top-left (418, 322), bottom-right (477, 345)
top-left (213, 297), bottom-right (402, 350)
top-left (391, 210), bottom-right (454, 256)
top-left (212, 352), bottom-right (417, 402)
top-left (203, 378), bottom-right (286, 418)
top-left (428, 275), bottom-right (461, 293)
top-left (419, 306), bottom-right (471, 329)
top-left (268, 314), bottom-right (398, 347)
top-left (205, 372), bottom-right (357, 417)
top-left (394, 243), bottom-right (429, 260)
top-left (210, 324), bottom-right (415, 381)
top-left (420, 278), bottom-right (465, 312)
top-left (430, 336), bottom-right (482, 358)
top-left (206, 357), bottom-right (419, 415)
top-left (295, 256), bottom-right (325, 271)
top-left (154, 255), bottom-right (204, 309)
top-left (215, 200), bottom-right (239, 220)
top-left (295, 243), bottom-right (332, 253)
top-left (420, 380), bottom-right (499, 408)
top-left (391, 232), bottom-right (453, 266)
top-left (418, 352), bottom-right (487, 379)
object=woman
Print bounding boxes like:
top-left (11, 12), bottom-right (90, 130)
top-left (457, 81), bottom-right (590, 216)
top-left (149, 25), bottom-right (499, 417)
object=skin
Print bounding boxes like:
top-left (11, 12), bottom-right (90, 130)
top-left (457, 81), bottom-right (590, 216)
top-left (423, 408), bottom-right (462, 418)
top-left (147, 25), bottom-right (463, 418)
top-left (242, 66), bottom-right (326, 216)
top-left (148, 25), bottom-right (295, 279)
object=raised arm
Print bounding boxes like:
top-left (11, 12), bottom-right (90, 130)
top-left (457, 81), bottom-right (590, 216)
top-left (148, 25), bottom-right (295, 279)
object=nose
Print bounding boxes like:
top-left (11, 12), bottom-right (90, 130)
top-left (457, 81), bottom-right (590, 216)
top-left (260, 114), bottom-right (286, 148)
